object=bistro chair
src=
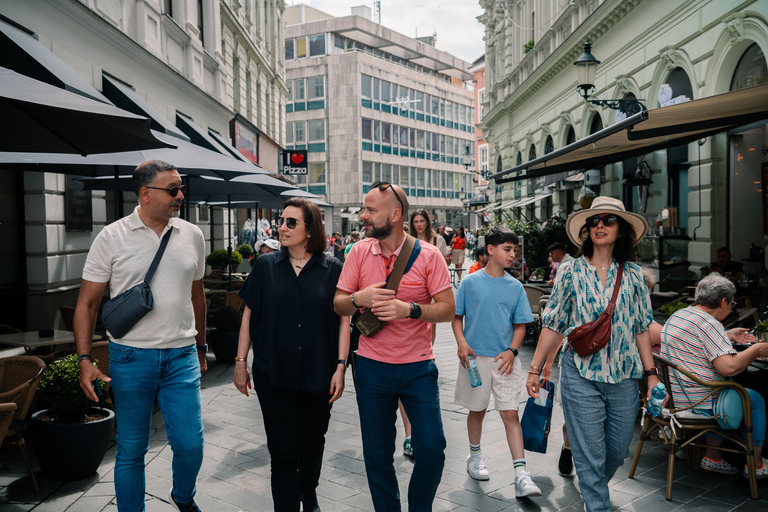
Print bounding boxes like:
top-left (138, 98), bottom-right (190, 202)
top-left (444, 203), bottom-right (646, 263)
top-left (0, 356), bottom-right (46, 492)
top-left (628, 354), bottom-right (760, 500)
top-left (0, 402), bottom-right (17, 447)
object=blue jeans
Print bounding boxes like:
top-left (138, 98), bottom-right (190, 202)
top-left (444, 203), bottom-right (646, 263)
top-left (560, 349), bottom-right (638, 512)
top-left (109, 342), bottom-right (205, 512)
top-left (355, 356), bottom-right (446, 512)
top-left (699, 388), bottom-right (766, 446)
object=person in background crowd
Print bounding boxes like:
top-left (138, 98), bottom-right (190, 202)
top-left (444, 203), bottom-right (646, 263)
top-left (441, 225), bottom-right (453, 247)
top-left (468, 246), bottom-right (488, 274)
top-left (332, 232), bottom-right (346, 263)
top-left (345, 231), bottom-right (361, 256)
top-left (547, 242), bottom-right (574, 286)
top-left (334, 182), bottom-right (455, 512)
top-left (234, 198), bottom-right (350, 512)
top-left (75, 160), bottom-right (207, 512)
top-left (256, 238), bottom-right (280, 256)
top-left (526, 196), bottom-right (657, 512)
top-left (452, 225), bottom-right (541, 498)
top-left (467, 230), bottom-right (476, 251)
top-left (661, 274), bottom-right (765, 477)
top-left (450, 226), bottom-right (468, 282)
top-left (709, 247), bottom-right (744, 284)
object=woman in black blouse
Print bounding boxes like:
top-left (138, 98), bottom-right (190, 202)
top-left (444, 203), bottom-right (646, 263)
top-left (235, 197), bottom-right (350, 512)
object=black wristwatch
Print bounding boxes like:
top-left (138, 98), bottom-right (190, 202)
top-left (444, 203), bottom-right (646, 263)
top-left (196, 344), bottom-right (208, 353)
top-left (409, 302), bottom-right (422, 319)
top-left (338, 359), bottom-right (347, 366)
top-left (506, 347), bottom-right (519, 357)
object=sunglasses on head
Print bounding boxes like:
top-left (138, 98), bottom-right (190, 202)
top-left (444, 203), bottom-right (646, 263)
top-left (370, 181), bottom-right (406, 213)
top-left (146, 185), bottom-right (187, 197)
top-left (587, 214), bottom-right (619, 228)
top-left (277, 216), bottom-right (306, 229)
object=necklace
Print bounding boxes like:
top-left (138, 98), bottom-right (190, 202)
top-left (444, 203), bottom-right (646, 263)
top-left (289, 252), bottom-right (309, 262)
top-left (590, 258), bottom-right (611, 271)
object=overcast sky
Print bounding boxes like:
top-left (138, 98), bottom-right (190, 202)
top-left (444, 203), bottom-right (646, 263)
top-left (294, 0), bottom-right (486, 63)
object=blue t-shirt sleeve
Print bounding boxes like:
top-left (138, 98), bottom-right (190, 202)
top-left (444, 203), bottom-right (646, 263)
top-left (511, 283), bottom-right (534, 324)
top-left (455, 278), bottom-right (466, 315)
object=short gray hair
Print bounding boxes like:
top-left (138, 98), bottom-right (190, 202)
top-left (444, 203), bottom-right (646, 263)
top-left (132, 160), bottom-right (176, 195)
top-left (694, 274), bottom-right (736, 308)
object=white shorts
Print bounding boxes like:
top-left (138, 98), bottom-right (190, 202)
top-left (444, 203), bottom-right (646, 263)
top-left (452, 249), bottom-right (466, 266)
top-left (454, 355), bottom-right (523, 412)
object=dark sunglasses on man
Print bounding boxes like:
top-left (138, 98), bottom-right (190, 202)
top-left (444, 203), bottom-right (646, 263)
top-left (587, 214), bottom-right (619, 228)
top-left (277, 217), bottom-right (306, 229)
top-left (370, 181), bottom-right (406, 213)
top-left (146, 185), bottom-right (188, 196)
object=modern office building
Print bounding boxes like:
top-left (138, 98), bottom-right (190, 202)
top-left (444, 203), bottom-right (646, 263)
top-left (479, 0), bottom-right (768, 281)
top-left (284, 4), bottom-right (474, 233)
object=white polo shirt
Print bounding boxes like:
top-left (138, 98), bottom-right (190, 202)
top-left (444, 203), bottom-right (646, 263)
top-left (82, 206), bottom-right (206, 348)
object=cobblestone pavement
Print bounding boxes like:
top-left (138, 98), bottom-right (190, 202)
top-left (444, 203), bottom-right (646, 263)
top-left (3, 270), bottom-right (768, 510)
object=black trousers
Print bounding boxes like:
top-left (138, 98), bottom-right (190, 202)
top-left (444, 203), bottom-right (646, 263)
top-left (253, 368), bottom-right (332, 512)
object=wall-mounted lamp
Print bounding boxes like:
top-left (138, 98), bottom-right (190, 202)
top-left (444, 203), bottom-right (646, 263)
top-left (574, 40), bottom-right (646, 116)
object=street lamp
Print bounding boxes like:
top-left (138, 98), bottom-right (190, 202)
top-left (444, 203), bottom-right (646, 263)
top-left (574, 39), bottom-right (646, 116)
top-left (462, 143), bottom-right (472, 170)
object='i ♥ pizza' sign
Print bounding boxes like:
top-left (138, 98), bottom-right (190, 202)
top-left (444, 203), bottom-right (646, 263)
top-left (282, 150), bottom-right (308, 175)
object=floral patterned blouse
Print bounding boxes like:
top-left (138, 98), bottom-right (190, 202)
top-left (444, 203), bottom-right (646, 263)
top-left (541, 257), bottom-right (653, 383)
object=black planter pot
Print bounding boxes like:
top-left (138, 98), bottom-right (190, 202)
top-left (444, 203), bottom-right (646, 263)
top-left (209, 329), bottom-right (239, 364)
top-left (30, 407), bottom-right (115, 481)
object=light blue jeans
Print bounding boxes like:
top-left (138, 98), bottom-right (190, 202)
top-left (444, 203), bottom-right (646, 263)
top-left (355, 356), bottom-right (446, 512)
top-left (109, 342), bottom-right (205, 512)
top-left (560, 349), bottom-right (638, 512)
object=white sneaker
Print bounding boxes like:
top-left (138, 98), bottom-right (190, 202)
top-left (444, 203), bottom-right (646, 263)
top-left (515, 470), bottom-right (542, 498)
top-left (466, 453), bottom-right (490, 480)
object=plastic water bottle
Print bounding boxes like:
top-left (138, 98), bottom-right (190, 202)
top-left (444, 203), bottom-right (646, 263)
top-left (467, 355), bottom-right (482, 388)
top-left (647, 383), bottom-right (666, 417)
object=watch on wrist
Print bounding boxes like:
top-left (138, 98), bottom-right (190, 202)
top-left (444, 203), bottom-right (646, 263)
top-left (506, 347), bottom-right (519, 357)
top-left (338, 359), bottom-right (347, 366)
top-left (409, 302), bottom-right (422, 319)
top-left (196, 344), bottom-right (208, 353)
top-left (643, 367), bottom-right (658, 377)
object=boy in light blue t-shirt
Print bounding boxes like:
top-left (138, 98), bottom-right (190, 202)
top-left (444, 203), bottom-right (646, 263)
top-left (451, 225), bottom-right (540, 498)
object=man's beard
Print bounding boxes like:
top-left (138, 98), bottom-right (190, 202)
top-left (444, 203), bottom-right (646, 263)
top-left (366, 218), bottom-right (393, 239)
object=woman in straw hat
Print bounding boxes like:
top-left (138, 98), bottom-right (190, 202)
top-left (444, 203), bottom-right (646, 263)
top-left (525, 196), bottom-right (659, 512)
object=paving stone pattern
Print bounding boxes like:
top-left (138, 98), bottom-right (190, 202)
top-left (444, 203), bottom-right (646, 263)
top-left (2, 268), bottom-right (768, 511)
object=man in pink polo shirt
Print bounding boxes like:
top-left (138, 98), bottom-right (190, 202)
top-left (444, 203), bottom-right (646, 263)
top-left (335, 182), bottom-right (454, 512)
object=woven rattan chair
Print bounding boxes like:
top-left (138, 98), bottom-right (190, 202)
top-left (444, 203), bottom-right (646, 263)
top-left (0, 402), bottom-right (17, 444)
top-left (628, 354), bottom-right (759, 500)
top-left (0, 356), bottom-right (46, 492)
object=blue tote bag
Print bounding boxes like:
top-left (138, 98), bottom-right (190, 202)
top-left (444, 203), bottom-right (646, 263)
top-left (520, 378), bottom-right (555, 454)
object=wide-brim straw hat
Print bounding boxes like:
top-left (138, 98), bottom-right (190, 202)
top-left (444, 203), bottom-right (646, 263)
top-left (565, 196), bottom-right (649, 247)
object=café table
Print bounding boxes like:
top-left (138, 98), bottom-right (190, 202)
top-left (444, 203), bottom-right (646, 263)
top-left (0, 329), bottom-right (94, 354)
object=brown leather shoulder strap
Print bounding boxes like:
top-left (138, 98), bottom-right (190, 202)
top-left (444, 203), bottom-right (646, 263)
top-left (605, 263), bottom-right (624, 316)
top-left (385, 235), bottom-right (416, 292)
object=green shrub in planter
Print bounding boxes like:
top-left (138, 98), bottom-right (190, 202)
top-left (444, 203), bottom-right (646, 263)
top-left (206, 249), bottom-right (243, 271)
top-left (37, 354), bottom-right (105, 423)
top-left (236, 243), bottom-right (253, 260)
top-left (213, 306), bottom-right (242, 332)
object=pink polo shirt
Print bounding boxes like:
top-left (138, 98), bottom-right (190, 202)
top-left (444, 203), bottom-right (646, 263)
top-left (337, 236), bottom-right (451, 364)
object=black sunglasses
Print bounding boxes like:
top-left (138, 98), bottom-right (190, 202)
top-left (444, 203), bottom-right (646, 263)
top-left (371, 181), bottom-right (406, 213)
top-left (277, 217), bottom-right (306, 229)
top-left (587, 214), bottom-right (619, 228)
top-left (146, 185), bottom-right (187, 197)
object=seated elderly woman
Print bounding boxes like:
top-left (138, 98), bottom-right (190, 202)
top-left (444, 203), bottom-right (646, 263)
top-left (661, 274), bottom-right (768, 477)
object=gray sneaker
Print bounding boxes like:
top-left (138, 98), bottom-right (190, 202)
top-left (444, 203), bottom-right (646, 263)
top-left (466, 453), bottom-right (490, 480)
top-left (515, 471), bottom-right (541, 498)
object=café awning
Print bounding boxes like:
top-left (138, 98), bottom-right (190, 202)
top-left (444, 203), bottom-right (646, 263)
top-left (492, 84), bottom-right (768, 183)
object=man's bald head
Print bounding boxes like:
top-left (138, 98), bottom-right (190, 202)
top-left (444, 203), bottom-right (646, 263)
top-left (368, 183), bottom-right (409, 221)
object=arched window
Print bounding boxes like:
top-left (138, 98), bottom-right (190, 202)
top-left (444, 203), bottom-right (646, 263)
top-left (565, 125), bottom-right (575, 146)
top-left (544, 135), bottom-right (554, 155)
top-left (497, 156), bottom-right (502, 173)
top-left (589, 115), bottom-right (603, 135)
top-left (659, 67), bottom-right (693, 107)
top-left (528, 143), bottom-right (537, 161)
top-left (516, 152), bottom-right (522, 166)
top-left (730, 43), bottom-right (767, 91)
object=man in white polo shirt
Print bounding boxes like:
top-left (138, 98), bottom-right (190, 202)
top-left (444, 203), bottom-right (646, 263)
top-left (74, 160), bottom-right (207, 512)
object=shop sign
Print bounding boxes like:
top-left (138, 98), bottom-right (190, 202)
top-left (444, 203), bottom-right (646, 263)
top-left (281, 150), bottom-right (308, 175)
top-left (65, 175), bottom-right (92, 232)
top-left (234, 122), bottom-right (259, 164)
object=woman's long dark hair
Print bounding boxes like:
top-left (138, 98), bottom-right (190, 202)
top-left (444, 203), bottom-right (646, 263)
top-left (455, 226), bottom-right (465, 239)
top-left (575, 216), bottom-right (636, 263)
top-left (282, 197), bottom-right (327, 254)
top-left (409, 209), bottom-right (436, 242)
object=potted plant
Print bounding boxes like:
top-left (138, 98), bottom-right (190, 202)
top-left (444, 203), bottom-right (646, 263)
top-left (236, 243), bottom-right (253, 260)
top-left (206, 249), bottom-right (242, 273)
top-left (209, 306), bottom-right (242, 364)
top-left (30, 354), bottom-right (115, 480)
top-left (660, 299), bottom-right (688, 316)
top-left (753, 316), bottom-right (768, 343)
